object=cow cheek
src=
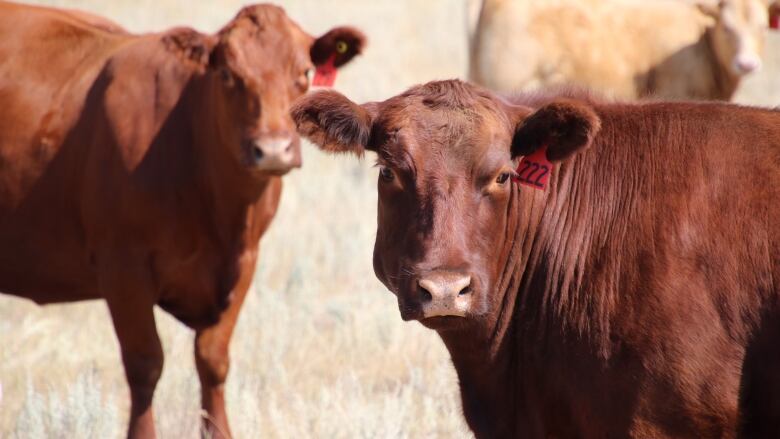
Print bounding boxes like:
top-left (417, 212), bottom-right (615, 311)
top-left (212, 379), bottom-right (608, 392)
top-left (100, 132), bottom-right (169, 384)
top-left (714, 25), bottom-right (740, 72)
top-left (371, 243), bottom-right (392, 292)
top-left (372, 218), bottom-right (405, 293)
top-left (475, 203), bottom-right (510, 311)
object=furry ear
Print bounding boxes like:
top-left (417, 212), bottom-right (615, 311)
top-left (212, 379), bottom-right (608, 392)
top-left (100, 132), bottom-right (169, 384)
top-left (291, 90), bottom-right (377, 155)
top-left (696, 0), bottom-right (724, 19)
top-left (100, 28), bottom-right (217, 169)
top-left (311, 26), bottom-right (367, 68)
top-left (511, 99), bottom-right (601, 162)
top-left (161, 27), bottom-right (215, 73)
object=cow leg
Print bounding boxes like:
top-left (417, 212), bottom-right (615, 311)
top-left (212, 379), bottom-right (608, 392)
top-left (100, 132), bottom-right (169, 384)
top-left (101, 257), bottom-right (163, 439)
top-left (194, 250), bottom-right (257, 439)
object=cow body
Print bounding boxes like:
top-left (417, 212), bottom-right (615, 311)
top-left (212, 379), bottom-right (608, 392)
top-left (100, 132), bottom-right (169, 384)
top-left (293, 80), bottom-right (780, 437)
top-left (451, 100), bottom-right (780, 438)
top-left (470, 0), bottom-right (771, 100)
top-left (0, 2), bottom-right (364, 438)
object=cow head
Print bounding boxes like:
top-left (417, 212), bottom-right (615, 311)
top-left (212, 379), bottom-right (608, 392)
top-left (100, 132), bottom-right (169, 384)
top-left (201, 4), bottom-right (364, 176)
top-left (698, 0), bottom-right (769, 76)
top-left (292, 80), bottom-right (600, 332)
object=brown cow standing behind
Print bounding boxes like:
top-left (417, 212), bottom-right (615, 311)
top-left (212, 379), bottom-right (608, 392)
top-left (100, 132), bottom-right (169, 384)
top-left (293, 80), bottom-right (780, 437)
top-left (0, 2), bottom-right (363, 438)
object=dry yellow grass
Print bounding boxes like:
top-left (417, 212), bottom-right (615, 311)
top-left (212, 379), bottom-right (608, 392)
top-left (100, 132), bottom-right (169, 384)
top-left (0, 1), bottom-right (778, 438)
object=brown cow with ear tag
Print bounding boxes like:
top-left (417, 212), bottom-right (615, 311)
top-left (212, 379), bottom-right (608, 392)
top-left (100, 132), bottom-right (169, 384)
top-left (293, 79), bottom-right (780, 438)
top-left (0, 2), bottom-right (364, 438)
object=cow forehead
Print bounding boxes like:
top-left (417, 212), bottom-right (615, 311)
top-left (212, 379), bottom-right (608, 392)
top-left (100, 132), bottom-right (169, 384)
top-left (221, 5), bottom-right (313, 75)
top-left (725, 0), bottom-right (767, 25)
top-left (376, 99), bottom-right (512, 173)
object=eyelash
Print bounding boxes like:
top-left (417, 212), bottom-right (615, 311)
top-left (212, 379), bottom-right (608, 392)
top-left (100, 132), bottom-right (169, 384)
top-left (496, 172), bottom-right (511, 184)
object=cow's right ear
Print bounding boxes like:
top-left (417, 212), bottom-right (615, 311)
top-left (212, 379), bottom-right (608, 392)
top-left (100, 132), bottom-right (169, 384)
top-left (696, 0), bottom-right (724, 19)
top-left (510, 99), bottom-right (601, 162)
top-left (161, 28), bottom-right (215, 74)
top-left (291, 90), bottom-right (377, 156)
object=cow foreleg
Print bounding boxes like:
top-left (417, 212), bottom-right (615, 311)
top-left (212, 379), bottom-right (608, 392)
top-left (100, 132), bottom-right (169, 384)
top-left (101, 258), bottom-right (163, 439)
top-left (194, 249), bottom-right (257, 439)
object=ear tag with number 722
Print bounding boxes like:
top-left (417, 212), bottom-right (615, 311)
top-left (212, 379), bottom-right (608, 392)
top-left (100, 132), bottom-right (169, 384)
top-left (512, 145), bottom-right (553, 190)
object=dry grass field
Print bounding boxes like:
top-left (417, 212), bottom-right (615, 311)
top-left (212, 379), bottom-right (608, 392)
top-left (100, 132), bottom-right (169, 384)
top-left (0, 1), bottom-right (778, 438)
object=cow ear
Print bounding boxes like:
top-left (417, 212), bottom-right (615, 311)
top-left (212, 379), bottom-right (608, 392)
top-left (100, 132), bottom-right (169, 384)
top-left (311, 26), bottom-right (367, 68)
top-left (99, 28), bottom-right (216, 169)
top-left (291, 90), bottom-right (377, 155)
top-left (696, 1), bottom-right (723, 19)
top-left (161, 27), bottom-right (215, 74)
top-left (511, 99), bottom-right (601, 162)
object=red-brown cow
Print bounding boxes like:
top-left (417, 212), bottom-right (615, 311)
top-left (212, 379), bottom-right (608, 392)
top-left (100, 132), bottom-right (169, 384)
top-left (293, 80), bottom-right (780, 438)
top-left (0, 2), bottom-right (364, 438)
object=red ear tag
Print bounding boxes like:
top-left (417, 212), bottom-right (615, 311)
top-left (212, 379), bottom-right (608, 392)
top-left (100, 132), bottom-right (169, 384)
top-left (770, 13), bottom-right (779, 30)
top-left (512, 145), bottom-right (553, 190)
top-left (312, 54), bottom-right (337, 87)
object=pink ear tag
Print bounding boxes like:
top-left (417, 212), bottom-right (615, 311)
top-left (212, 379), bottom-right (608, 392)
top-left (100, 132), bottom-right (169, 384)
top-left (512, 145), bottom-right (553, 190)
top-left (771, 13), bottom-right (779, 29)
top-left (312, 54), bottom-right (337, 87)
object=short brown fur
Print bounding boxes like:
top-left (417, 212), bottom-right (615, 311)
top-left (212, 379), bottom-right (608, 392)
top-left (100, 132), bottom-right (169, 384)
top-left (0, 2), bottom-right (364, 438)
top-left (293, 79), bottom-right (780, 438)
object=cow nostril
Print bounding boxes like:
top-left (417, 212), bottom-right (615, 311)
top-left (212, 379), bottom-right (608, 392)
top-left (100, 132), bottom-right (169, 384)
top-left (458, 285), bottom-right (472, 296)
top-left (253, 145), bottom-right (264, 161)
top-left (418, 284), bottom-right (433, 303)
top-left (284, 142), bottom-right (293, 153)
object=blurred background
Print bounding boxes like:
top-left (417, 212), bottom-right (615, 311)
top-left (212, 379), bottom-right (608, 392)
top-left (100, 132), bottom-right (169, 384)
top-left (0, 1), bottom-right (777, 438)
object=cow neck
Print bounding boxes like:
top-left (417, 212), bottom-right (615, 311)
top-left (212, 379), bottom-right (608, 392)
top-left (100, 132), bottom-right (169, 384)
top-left (184, 76), bottom-right (271, 246)
top-left (702, 29), bottom-right (740, 100)
top-left (439, 146), bottom-right (612, 431)
top-left (516, 143), bottom-right (625, 358)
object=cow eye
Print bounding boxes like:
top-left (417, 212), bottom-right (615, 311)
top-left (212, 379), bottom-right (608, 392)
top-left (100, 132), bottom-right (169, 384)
top-left (379, 166), bottom-right (395, 182)
top-left (496, 172), bottom-right (511, 184)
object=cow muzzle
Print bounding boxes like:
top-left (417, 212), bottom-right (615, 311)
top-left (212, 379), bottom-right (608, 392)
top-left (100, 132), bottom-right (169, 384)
top-left (732, 53), bottom-right (762, 75)
top-left (249, 135), bottom-right (301, 172)
top-left (416, 270), bottom-right (473, 319)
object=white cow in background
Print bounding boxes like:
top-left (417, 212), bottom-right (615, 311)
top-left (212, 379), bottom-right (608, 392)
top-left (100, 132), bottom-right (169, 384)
top-left (470, 0), bottom-right (772, 100)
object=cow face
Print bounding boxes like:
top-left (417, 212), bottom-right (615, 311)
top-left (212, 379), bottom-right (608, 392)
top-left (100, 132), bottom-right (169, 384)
top-left (207, 5), bottom-right (364, 176)
top-left (292, 81), bottom-right (599, 331)
top-left (698, 0), bottom-right (769, 76)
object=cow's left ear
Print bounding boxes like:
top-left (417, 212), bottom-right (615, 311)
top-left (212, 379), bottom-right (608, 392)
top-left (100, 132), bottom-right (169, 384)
top-left (311, 26), bottom-right (366, 68)
top-left (161, 27), bottom-right (216, 74)
top-left (511, 99), bottom-right (601, 162)
top-left (696, 0), bottom-right (724, 20)
top-left (101, 28), bottom-right (217, 169)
